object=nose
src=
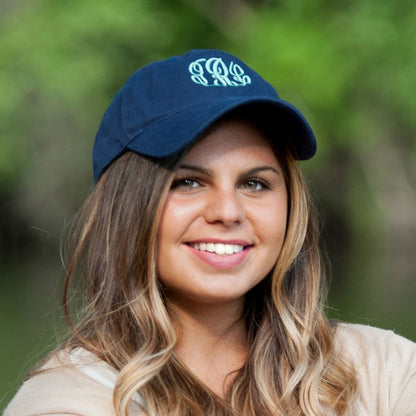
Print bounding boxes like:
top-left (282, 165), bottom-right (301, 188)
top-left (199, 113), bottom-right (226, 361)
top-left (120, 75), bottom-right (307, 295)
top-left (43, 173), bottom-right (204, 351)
top-left (204, 187), bottom-right (246, 226)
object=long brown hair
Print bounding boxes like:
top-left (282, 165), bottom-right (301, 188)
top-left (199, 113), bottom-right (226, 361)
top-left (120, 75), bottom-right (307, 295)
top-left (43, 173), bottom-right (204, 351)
top-left (62, 118), bottom-right (357, 415)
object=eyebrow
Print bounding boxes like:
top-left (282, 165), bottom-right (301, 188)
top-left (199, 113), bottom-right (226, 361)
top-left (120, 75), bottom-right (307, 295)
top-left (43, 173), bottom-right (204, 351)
top-left (176, 164), bottom-right (282, 177)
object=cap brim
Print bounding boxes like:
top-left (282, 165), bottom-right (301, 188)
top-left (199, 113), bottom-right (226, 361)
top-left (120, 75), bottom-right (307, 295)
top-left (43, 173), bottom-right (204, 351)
top-left (125, 96), bottom-right (316, 161)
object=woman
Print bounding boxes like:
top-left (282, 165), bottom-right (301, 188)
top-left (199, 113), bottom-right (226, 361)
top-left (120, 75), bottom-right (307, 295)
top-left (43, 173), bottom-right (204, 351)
top-left (5, 49), bottom-right (416, 415)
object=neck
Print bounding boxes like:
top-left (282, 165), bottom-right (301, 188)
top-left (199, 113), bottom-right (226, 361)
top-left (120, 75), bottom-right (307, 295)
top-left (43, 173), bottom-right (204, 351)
top-left (167, 297), bottom-right (248, 397)
top-left (168, 294), bottom-right (246, 339)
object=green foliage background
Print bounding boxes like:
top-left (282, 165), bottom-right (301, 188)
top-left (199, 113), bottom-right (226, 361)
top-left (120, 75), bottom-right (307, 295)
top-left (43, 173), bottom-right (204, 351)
top-left (1, 0), bottom-right (415, 409)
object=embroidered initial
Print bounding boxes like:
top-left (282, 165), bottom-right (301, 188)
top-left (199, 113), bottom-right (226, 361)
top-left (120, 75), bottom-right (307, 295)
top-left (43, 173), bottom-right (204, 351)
top-left (188, 57), bottom-right (252, 87)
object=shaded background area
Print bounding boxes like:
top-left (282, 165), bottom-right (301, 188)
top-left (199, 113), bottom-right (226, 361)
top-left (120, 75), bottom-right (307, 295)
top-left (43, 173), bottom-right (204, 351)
top-left (1, 0), bottom-right (415, 410)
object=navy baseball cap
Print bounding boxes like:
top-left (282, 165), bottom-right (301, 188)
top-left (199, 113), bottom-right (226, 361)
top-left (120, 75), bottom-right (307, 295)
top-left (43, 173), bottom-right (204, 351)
top-left (93, 49), bottom-right (317, 183)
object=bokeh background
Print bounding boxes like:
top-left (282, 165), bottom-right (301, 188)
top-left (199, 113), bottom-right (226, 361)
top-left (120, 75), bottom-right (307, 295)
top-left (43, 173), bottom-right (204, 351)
top-left (1, 0), bottom-right (415, 410)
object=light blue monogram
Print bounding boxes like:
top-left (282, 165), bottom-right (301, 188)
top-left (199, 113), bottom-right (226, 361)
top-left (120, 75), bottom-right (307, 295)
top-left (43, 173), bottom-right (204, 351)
top-left (188, 57), bottom-right (251, 87)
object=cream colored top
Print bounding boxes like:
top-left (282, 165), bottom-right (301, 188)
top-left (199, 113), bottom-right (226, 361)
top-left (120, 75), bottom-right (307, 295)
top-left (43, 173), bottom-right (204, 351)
top-left (4, 323), bottom-right (416, 415)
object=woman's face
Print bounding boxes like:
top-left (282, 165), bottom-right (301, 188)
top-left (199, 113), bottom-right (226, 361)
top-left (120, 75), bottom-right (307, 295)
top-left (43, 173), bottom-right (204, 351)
top-left (156, 118), bottom-right (288, 309)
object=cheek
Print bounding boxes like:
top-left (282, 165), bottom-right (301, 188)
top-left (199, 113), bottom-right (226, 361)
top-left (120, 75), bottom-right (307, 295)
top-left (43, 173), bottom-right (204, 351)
top-left (258, 199), bottom-right (288, 265)
top-left (259, 197), bottom-right (287, 238)
top-left (158, 197), bottom-right (198, 244)
top-left (157, 197), bottom-right (208, 261)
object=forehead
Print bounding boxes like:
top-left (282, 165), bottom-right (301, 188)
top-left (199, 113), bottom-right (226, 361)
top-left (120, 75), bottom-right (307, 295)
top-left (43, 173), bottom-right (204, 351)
top-left (181, 118), bottom-right (279, 166)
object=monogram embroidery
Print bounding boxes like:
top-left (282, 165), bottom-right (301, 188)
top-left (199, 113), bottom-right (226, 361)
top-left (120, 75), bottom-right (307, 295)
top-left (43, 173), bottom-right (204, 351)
top-left (188, 57), bottom-right (251, 87)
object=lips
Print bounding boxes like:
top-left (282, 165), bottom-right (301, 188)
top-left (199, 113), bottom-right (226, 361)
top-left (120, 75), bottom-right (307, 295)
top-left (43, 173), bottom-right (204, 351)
top-left (184, 240), bottom-right (252, 269)
top-left (188, 242), bottom-right (245, 256)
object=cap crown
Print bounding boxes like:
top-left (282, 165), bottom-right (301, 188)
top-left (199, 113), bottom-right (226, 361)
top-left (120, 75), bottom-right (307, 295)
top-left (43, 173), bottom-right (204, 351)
top-left (93, 49), bottom-right (316, 182)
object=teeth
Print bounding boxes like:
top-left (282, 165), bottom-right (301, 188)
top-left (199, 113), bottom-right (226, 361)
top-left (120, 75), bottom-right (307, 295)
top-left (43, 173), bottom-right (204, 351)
top-left (190, 242), bottom-right (245, 256)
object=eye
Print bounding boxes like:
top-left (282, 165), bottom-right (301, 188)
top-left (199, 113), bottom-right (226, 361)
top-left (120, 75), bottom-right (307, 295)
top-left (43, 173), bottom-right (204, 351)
top-left (170, 177), bottom-right (201, 190)
top-left (240, 179), bottom-right (270, 192)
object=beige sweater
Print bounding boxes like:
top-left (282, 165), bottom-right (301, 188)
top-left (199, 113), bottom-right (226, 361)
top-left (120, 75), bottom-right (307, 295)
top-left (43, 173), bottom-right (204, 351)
top-left (4, 323), bottom-right (416, 415)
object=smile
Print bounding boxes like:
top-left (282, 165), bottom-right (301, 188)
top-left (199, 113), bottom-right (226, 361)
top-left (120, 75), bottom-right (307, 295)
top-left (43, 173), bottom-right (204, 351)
top-left (188, 242), bottom-right (245, 256)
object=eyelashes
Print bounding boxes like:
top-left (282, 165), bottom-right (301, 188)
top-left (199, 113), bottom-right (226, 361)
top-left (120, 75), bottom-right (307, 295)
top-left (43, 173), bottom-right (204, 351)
top-left (170, 177), bottom-right (201, 190)
top-left (170, 176), bottom-right (273, 192)
top-left (240, 179), bottom-right (271, 191)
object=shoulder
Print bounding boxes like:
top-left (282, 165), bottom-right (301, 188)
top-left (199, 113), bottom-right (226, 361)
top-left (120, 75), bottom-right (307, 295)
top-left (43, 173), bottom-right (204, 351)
top-left (4, 348), bottom-right (118, 416)
top-left (335, 322), bottom-right (416, 351)
top-left (334, 322), bottom-right (416, 415)
top-left (334, 322), bottom-right (416, 363)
